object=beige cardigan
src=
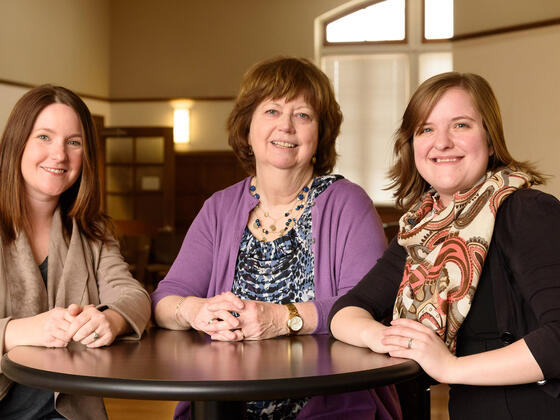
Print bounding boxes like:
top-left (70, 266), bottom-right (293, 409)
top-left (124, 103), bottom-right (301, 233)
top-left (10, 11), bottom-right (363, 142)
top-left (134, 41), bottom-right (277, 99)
top-left (0, 210), bottom-right (151, 420)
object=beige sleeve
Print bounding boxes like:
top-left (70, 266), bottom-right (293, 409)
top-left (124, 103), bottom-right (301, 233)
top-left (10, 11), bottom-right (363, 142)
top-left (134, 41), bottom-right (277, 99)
top-left (95, 237), bottom-right (151, 340)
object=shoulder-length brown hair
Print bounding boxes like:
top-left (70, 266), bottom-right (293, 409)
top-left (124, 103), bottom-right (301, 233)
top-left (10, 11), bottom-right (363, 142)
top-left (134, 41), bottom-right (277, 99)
top-left (387, 72), bottom-right (546, 210)
top-left (227, 56), bottom-right (343, 176)
top-left (0, 84), bottom-right (111, 244)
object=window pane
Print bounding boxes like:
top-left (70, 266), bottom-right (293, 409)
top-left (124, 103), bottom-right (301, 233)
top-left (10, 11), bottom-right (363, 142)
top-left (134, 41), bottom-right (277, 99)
top-left (424, 0), bottom-right (453, 39)
top-left (323, 54), bottom-right (409, 204)
top-left (106, 166), bottom-right (133, 193)
top-left (136, 136), bottom-right (164, 163)
top-left (106, 137), bottom-right (133, 163)
top-left (326, 0), bottom-right (405, 43)
top-left (418, 52), bottom-right (453, 84)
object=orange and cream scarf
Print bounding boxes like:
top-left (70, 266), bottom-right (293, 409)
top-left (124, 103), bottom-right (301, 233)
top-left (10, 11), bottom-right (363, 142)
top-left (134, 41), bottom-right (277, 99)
top-left (393, 168), bottom-right (532, 353)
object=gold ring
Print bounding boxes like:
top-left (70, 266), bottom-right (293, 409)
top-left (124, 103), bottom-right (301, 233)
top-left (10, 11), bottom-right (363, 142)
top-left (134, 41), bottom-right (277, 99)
top-left (407, 337), bottom-right (413, 349)
top-left (93, 331), bottom-right (100, 340)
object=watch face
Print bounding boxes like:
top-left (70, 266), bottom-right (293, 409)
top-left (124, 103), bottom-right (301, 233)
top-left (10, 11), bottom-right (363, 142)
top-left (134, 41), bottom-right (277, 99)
top-left (289, 316), bottom-right (303, 332)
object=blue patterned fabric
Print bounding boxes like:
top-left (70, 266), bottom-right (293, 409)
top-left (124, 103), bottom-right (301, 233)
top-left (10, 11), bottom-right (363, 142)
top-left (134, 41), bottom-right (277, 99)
top-left (231, 175), bottom-right (341, 419)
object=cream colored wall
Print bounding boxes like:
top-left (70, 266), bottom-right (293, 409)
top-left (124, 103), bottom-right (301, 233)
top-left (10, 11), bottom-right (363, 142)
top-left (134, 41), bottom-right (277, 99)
top-left (108, 0), bottom-right (348, 98)
top-left (0, 0), bottom-right (110, 97)
top-left (453, 25), bottom-right (560, 198)
top-left (454, 0), bottom-right (560, 35)
top-left (108, 100), bottom-right (234, 151)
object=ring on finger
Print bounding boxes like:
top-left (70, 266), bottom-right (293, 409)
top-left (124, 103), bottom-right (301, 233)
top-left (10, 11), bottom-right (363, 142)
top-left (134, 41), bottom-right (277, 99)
top-left (407, 337), bottom-right (413, 349)
top-left (208, 319), bottom-right (214, 325)
top-left (93, 331), bottom-right (100, 340)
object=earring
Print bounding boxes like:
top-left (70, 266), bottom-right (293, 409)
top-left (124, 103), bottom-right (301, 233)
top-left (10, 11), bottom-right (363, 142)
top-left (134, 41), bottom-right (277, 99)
top-left (248, 145), bottom-right (254, 156)
top-left (311, 155), bottom-right (316, 165)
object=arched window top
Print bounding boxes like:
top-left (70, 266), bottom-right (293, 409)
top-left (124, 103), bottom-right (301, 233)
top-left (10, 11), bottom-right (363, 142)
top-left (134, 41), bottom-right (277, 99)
top-left (325, 0), bottom-right (405, 43)
top-left (424, 0), bottom-right (453, 40)
top-left (324, 0), bottom-right (453, 45)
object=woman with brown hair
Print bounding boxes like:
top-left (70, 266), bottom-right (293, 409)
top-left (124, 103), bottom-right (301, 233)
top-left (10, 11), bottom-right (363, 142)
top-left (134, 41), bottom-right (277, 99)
top-left (0, 85), bottom-right (151, 420)
top-left (152, 56), bottom-right (401, 419)
top-left (330, 72), bottom-right (560, 419)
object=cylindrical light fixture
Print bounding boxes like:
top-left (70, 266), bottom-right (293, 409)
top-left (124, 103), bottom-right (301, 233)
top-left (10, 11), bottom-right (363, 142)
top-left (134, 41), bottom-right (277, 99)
top-left (173, 108), bottom-right (190, 144)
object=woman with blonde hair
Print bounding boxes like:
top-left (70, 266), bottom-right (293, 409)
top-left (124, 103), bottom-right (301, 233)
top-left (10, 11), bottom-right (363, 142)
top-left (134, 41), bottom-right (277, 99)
top-left (330, 72), bottom-right (560, 419)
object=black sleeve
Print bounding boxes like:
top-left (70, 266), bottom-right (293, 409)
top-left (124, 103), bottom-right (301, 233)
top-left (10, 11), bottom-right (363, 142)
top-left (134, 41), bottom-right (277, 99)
top-left (328, 236), bottom-right (407, 331)
top-left (497, 189), bottom-right (560, 379)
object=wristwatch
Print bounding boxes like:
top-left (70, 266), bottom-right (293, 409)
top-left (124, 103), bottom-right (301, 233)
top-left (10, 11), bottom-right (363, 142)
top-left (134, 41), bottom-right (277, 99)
top-left (286, 303), bottom-right (303, 334)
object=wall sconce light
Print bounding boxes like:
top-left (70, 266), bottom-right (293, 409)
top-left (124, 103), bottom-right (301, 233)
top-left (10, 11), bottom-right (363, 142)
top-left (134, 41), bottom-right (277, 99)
top-left (173, 108), bottom-right (190, 144)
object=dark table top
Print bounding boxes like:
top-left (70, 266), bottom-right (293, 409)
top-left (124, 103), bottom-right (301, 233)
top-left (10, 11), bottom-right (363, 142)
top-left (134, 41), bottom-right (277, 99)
top-left (2, 328), bottom-right (421, 401)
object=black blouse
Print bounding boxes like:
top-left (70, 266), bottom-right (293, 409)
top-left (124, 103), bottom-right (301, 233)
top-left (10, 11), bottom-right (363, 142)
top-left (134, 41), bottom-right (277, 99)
top-left (329, 189), bottom-right (560, 419)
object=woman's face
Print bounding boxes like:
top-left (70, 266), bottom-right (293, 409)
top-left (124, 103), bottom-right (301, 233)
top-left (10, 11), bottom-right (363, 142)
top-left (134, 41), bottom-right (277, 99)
top-left (413, 87), bottom-right (493, 206)
top-left (21, 103), bottom-right (84, 204)
top-left (248, 94), bottom-right (318, 177)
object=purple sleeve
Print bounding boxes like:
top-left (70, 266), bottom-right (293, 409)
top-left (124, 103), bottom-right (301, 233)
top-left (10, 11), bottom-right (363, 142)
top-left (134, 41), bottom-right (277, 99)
top-left (151, 198), bottom-right (216, 309)
top-left (312, 180), bottom-right (388, 334)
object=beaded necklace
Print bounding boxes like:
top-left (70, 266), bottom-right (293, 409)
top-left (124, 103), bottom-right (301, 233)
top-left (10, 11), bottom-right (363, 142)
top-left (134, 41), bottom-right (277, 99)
top-left (249, 181), bottom-right (310, 241)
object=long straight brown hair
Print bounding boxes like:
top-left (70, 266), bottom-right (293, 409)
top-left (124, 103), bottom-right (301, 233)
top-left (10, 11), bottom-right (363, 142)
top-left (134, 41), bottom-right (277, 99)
top-left (387, 72), bottom-right (546, 210)
top-left (0, 85), bottom-right (111, 244)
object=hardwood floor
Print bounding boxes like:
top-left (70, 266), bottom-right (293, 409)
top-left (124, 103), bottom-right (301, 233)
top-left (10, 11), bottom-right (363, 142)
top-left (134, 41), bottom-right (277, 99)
top-left (430, 384), bottom-right (450, 420)
top-left (104, 398), bottom-right (177, 420)
top-left (104, 386), bottom-right (450, 420)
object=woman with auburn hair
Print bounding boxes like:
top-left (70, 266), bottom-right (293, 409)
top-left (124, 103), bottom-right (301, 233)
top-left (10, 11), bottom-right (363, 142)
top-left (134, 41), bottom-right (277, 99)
top-left (0, 85), bottom-right (151, 420)
top-left (330, 72), bottom-right (560, 419)
top-left (152, 56), bottom-right (401, 419)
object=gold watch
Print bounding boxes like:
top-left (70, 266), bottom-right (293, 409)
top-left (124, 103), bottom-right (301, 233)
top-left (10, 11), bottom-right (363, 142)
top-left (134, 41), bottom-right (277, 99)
top-left (286, 303), bottom-right (303, 334)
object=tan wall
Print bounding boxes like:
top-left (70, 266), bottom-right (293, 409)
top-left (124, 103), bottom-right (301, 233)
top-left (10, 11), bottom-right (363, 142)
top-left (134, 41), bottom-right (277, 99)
top-left (0, 0), bottom-right (110, 97)
top-left (454, 0), bottom-right (560, 35)
top-left (453, 25), bottom-right (560, 198)
top-left (109, 0), bottom-right (347, 98)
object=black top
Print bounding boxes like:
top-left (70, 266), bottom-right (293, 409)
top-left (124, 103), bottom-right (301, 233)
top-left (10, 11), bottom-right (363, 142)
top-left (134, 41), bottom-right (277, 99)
top-left (329, 189), bottom-right (560, 419)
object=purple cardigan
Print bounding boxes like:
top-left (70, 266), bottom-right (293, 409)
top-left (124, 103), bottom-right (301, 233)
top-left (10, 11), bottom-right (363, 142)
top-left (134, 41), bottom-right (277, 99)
top-left (152, 177), bottom-right (401, 419)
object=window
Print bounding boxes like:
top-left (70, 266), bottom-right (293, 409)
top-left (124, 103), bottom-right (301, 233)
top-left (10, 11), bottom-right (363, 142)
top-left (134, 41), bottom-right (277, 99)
top-left (318, 0), bottom-right (453, 205)
top-left (325, 0), bottom-right (406, 43)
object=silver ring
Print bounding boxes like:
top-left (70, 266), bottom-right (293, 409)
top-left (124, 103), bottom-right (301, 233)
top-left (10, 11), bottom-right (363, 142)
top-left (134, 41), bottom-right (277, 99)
top-left (93, 331), bottom-right (100, 340)
top-left (407, 337), bottom-right (413, 349)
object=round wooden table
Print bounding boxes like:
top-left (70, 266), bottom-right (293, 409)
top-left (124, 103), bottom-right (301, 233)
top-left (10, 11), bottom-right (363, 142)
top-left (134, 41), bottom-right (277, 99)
top-left (2, 328), bottom-right (422, 419)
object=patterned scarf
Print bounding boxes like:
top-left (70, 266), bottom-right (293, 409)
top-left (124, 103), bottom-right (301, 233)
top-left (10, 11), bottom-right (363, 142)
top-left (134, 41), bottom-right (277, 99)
top-left (393, 168), bottom-right (532, 353)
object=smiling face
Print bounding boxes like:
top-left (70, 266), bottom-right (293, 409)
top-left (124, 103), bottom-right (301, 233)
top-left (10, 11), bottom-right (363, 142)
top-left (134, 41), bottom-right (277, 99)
top-left (21, 103), bottom-right (84, 204)
top-left (248, 94), bottom-right (318, 178)
top-left (413, 87), bottom-right (493, 206)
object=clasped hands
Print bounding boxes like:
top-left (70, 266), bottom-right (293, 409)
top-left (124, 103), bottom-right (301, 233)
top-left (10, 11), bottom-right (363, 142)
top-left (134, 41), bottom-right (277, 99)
top-left (39, 303), bottom-right (121, 348)
top-left (185, 292), bottom-right (285, 341)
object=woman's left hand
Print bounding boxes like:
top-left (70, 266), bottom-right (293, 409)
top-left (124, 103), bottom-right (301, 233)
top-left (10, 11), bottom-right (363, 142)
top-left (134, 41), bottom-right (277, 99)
top-left (382, 318), bottom-right (458, 383)
top-left (209, 300), bottom-right (285, 341)
top-left (66, 304), bottom-right (128, 348)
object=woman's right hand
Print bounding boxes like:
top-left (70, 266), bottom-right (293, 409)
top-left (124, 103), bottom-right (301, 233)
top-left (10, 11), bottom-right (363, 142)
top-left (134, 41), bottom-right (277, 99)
top-left (4, 304), bottom-right (82, 351)
top-left (182, 292), bottom-right (245, 339)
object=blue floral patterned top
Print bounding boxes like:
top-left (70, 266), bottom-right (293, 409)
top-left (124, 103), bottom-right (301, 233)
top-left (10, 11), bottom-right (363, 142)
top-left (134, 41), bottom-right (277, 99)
top-left (231, 175), bottom-right (340, 420)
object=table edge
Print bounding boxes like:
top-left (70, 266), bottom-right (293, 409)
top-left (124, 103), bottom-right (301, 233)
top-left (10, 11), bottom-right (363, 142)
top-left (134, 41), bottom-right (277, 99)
top-left (2, 353), bottom-right (422, 401)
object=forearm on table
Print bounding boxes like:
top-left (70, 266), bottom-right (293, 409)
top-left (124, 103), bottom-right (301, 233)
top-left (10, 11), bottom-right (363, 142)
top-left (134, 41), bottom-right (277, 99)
top-left (154, 295), bottom-right (204, 330)
top-left (4, 316), bottom-right (41, 351)
top-left (446, 339), bottom-right (544, 385)
top-left (330, 306), bottom-right (386, 348)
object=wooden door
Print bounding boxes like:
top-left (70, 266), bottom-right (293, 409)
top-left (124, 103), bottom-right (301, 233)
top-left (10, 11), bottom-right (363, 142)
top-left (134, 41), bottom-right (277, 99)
top-left (99, 126), bottom-right (175, 231)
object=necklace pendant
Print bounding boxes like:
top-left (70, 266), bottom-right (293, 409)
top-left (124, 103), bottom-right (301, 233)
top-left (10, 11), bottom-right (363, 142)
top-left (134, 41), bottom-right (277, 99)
top-left (269, 224), bottom-right (276, 232)
top-left (264, 211), bottom-right (269, 217)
